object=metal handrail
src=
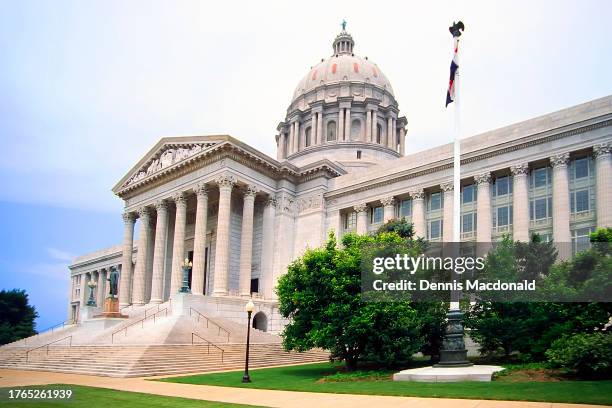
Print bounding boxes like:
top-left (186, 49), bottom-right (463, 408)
top-left (191, 332), bottom-right (224, 362)
top-left (189, 308), bottom-right (231, 342)
top-left (111, 307), bottom-right (168, 343)
top-left (22, 319), bottom-right (76, 345)
top-left (25, 335), bottom-right (72, 363)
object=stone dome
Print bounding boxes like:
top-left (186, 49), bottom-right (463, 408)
top-left (291, 31), bottom-right (394, 102)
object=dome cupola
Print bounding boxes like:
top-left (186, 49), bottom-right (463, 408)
top-left (275, 23), bottom-right (408, 172)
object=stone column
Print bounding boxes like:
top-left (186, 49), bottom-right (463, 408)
top-left (311, 114), bottom-right (318, 145)
top-left (277, 133), bottom-right (285, 160)
top-left (295, 121), bottom-right (301, 151)
top-left (511, 164), bottom-right (530, 241)
top-left (386, 117), bottom-right (392, 147)
top-left (191, 183), bottom-right (209, 296)
top-left (441, 182), bottom-right (454, 242)
top-left (239, 185), bottom-right (258, 297)
top-left (344, 108), bottom-right (351, 140)
top-left (150, 200), bottom-right (169, 303)
top-left (96, 270), bottom-right (106, 304)
top-left (260, 197), bottom-right (277, 299)
top-left (410, 189), bottom-right (426, 238)
top-left (371, 111), bottom-right (377, 142)
top-left (213, 174), bottom-right (236, 296)
top-left (338, 108), bottom-right (345, 141)
top-left (288, 122), bottom-right (295, 155)
top-left (399, 127), bottom-right (406, 155)
top-left (594, 143), bottom-right (612, 228)
top-left (551, 153), bottom-right (571, 251)
top-left (80, 273), bottom-right (88, 305)
top-left (381, 196), bottom-right (395, 223)
top-left (317, 112), bottom-right (323, 144)
top-left (119, 212), bottom-right (136, 307)
top-left (354, 204), bottom-right (368, 235)
top-left (170, 192), bottom-right (187, 295)
top-left (132, 207), bottom-right (151, 305)
top-left (475, 172), bottom-right (492, 243)
top-left (365, 110), bottom-right (372, 142)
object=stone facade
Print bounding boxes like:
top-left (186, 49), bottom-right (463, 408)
top-left (68, 29), bottom-right (612, 333)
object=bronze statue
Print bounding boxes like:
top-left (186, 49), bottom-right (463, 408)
top-left (108, 266), bottom-right (119, 298)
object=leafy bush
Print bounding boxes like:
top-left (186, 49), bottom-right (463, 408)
top-left (546, 333), bottom-right (612, 378)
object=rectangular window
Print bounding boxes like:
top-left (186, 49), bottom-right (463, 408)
top-left (531, 198), bottom-right (548, 220)
top-left (429, 219), bottom-right (442, 239)
top-left (461, 213), bottom-right (476, 233)
top-left (371, 206), bottom-right (383, 224)
top-left (574, 158), bottom-right (589, 179)
top-left (462, 185), bottom-right (475, 204)
top-left (399, 199), bottom-right (412, 217)
top-left (571, 189), bottom-right (589, 213)
top-left (532, 167), bottom-right (549, 188)
top-left (572, 227), bottom-right (593, 254)
top-left (429, 192), bottom-right (442, 211)
top-left (497, 206), bottom-right (510, 226)
top-left (494, 176), bottom-right (511, 196)
top-left (344, 212), bottom-right (357, 230)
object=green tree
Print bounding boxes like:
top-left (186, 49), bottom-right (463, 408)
top-left (277, 221), bottom-right (442, 370)
top-left (0, 289), bottom-right (38, 345)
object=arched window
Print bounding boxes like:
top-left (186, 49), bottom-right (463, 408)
top-left (350, 119), bottom-right (361, 141)
top-left (376, 124), bottom-right (383, 144)
top-left (252, 312), bottom-right (268, 332)
top-left (305, 127), bottom-right (312, 147)
top-left (327, 121), bottom-right (337, 141)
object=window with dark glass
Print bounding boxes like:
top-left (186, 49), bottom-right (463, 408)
top-left (371, 206), bottom-right (383, 224)
top-left (305, 127), bottom-right (312, 147)
top-left (344, 212), bottom-right (357, 230)
top-left (461, 213), bottom-right (476, 233)
top-left (429, 192), bottom-right (442, 211)
top-left (462, 184), bottom-right (475, 203)
top-left (399, 199), bottom-right (412, 217)
top-left (571, 189), bottom-right (589, 213)
top-left (532, 167), bottom-right (549, 188)
top-left (574, 158), bottom-right (589, 179)
top-left (429, 220), bottom-right (442, 239)
top-left (327, 121), bottom-right (337, 141)
top-left (494, 176), bottom-right (510, 196)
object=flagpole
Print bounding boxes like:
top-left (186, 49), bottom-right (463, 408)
top-left (449, 34), bottom-right (462, 311)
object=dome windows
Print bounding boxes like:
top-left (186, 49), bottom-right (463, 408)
top-left (376, 124), bottom-right (383, 144)
top-left (350, 119), bottom-right (361, 141)
top-left (305, 127), bottom-right (312, 147)
top-left (327, 121), bottom-right (337, 142)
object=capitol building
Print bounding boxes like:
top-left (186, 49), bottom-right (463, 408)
top-left (68, 28), bottom-right (612, 334)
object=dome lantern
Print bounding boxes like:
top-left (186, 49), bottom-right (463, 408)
top-left (332, 29), bottom-right (354, 56)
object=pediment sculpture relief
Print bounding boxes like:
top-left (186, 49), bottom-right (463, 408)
top-left (124, 143), bottom-right (216, 187)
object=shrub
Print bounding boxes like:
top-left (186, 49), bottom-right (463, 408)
top-left (545, 332), bottom-right (612, 378)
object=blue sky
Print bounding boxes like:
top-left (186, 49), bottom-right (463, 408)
top-left (1, 0), bottom-right (611, 329)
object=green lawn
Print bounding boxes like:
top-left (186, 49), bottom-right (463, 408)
top-left (159, 362), bottom-right (612, 406)
top-left (0, 384), bottom-right (262, 408)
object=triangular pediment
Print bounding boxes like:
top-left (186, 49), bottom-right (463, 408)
top-left (114, 136), bottom-right (227, 193)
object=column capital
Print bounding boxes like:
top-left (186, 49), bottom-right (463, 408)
top-left (380, 196), bottom-right (395, 207)
top-left (265, 197), bottom-right (278, 208)
top-left (353, 203), bottom-right (368, 213)
top-left (172, 192), bottom-right (187, 206)
top-left (593, 142), bottom-right (611, 159)
top-left (154, 199), bottom-right (168, 212)
top-left (215, 173), bottom-right (237, 189)
top-left (122, 212), bottom-right (136, 224)
top-left (194, 182), bottom-right (208, 197)
top-left (550, 152), bottom-right (570, 168)
top-left (244, 184), bottom-right (258, 199)
top-left (510, 163), bottom-right (530, 176)
top-left (475, 172), bottom-right (492, 185)
top-left (440, 182), bottom-right (454, 192)
top-left (137, 206), bottom-right (150, 221)
top-left (409, 188), bottom-right (425, 200)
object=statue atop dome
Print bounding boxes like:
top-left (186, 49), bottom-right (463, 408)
top-left (341, 19), bottom-right (347, 31)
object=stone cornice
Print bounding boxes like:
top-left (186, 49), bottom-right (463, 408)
top-left (114, 136), bottom-right (345, 199)
top-left (324, 116), bottom-right (612, 200)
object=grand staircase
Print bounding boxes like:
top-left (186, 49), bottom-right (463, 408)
top-left (0, 298), bottom-right (329, 377)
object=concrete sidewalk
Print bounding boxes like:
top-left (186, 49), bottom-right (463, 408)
top-left (0, 369), bottom-right (604, 408)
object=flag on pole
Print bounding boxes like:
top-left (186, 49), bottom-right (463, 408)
top-left (446, 21), bottom-right (464, 107)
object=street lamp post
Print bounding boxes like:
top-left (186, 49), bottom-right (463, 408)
top-left (86, 280), bottom-right (97, 306)
top-left (180, 258), bottom-right (192, 293)
top-left (242, 299), bottom-right (254, 383)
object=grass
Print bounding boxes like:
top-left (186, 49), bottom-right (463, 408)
top-left (0, 384), bottom-right (263, 408)
top-left (159, 362), bottom-right (612, 406)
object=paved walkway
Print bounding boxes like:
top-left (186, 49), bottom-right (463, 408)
top-left (0, 369), bottom-right (605, 408)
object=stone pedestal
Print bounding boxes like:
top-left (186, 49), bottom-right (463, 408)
top-left (94, 297), bottom-right (128, 319)
top-left (393, 365), bottom-right (504, 382)
top-left (171, 292), bottom-right (189, 317)
top-left (79, 305), bottom-right (96, 322)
